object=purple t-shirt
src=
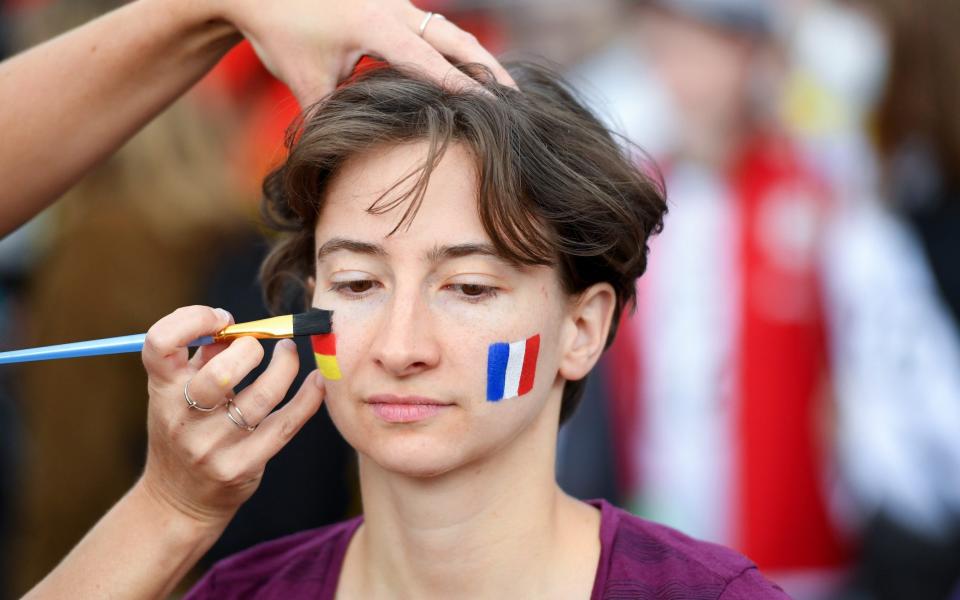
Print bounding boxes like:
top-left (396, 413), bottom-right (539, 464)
top-left (186, 499), bottom-right (789, 599)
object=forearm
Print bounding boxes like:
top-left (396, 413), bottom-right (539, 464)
top-left (25, 478), bottom-right (228, 599)
top-left (0, 0), bottom-right (240, 235)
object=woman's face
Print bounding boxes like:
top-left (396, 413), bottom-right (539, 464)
top-left (311, 141), bottom-right (570, 478)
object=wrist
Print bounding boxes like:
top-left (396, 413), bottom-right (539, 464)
top-left (181, 0), bottom-right (245, 36)
top-left (132, 475), bottom-right (233, 542)
top-left (139, 0), bottom-right (242, 56)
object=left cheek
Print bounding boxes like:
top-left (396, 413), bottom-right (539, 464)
top-left (483, 331), bottom-right (544, 403)
top-left (433, 301), bottom-right (556, 404)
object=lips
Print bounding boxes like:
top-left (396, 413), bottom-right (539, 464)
top-left (366, 394), bottom-right (450, 406)
top-left (365, 394), bottom-right (453, 423)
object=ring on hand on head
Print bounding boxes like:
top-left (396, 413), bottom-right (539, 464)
top-left (418, 12), bottom-right (445, 38)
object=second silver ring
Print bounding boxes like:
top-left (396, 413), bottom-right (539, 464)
top-left (225, 399), bottom-right (256, 432)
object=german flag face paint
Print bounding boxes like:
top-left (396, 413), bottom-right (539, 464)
top-left (311, 334), bottom-right (342, 380)
top-left (486, 334), bottom-right (540, 402)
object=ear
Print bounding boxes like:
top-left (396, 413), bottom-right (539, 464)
top-left (559, 283), bottom-right (616, 382)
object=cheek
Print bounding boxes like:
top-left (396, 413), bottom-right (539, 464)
top-left (484, 334), bottom-right (541, 402)
top-left (310, 292), bottom-right (383, 369)
top-left (433, 304), bottom-right (550, 405)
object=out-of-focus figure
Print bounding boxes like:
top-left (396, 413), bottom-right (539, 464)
top-left (572, 0), bottom-right (852, 595)
top-left (817, 1), bottom-right (960, 598)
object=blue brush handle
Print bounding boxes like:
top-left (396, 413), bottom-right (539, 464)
top-left (0, 334), bottom-right (214, 365)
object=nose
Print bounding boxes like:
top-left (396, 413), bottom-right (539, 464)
top-left (370, 286), bottom-right (440, 377)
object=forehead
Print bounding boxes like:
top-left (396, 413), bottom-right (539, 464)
top-left (316, 141), bottom-right (486, 247)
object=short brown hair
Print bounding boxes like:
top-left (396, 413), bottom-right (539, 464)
top-left (260, 62), bottom-right (667, 424)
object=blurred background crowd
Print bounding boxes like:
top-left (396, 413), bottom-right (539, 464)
top-left (0, 0), bottom-right (958, 598)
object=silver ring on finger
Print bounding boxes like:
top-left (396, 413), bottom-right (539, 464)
top-left (225, 399), bottom-right (256, 432)
top-left (418, 12), bottom-right (445, 38)
top-left (183, 377), bottom-right (218, 412)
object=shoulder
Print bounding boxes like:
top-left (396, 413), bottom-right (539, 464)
top-left (184, 517), bottom-right (362, 600)
top-left (592, 500), bottom-right (790, 599)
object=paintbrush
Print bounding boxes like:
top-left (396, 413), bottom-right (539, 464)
top-left (0, 308), bottom-right (332, 365)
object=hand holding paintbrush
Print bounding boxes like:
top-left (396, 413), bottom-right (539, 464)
top-left (0, 308), bottom-right (332, 365)
top-left (130, 305), bottom-right (327, 588)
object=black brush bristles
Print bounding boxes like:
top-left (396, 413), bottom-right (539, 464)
top-left (292, 308), bottom-right (333, 336)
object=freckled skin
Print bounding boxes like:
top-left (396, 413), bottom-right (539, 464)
top-left (311, 142), bottom-right (570, 479)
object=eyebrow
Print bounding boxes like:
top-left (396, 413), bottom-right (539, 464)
top-left (425, 242), bottom-right (500, 263)
top-left (316, 237), bottom-right (503, 264)
top-left (316, 238), bottom-right (387, 260)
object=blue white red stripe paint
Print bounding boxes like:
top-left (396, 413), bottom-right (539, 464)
top-left (486, 334), bottom-right (540, 401)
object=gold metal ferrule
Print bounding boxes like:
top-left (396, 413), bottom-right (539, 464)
top-left (213, 315), bottom-right (294, 342)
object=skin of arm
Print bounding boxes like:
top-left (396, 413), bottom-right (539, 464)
top-left (0, 0), bottom-right (239, 236)
top-left (0, 0), bottom-right (511, 237)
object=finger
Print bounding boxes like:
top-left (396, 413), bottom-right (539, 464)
top-left (422, 19), bottom-right (515, 88)
top-left (287, 67), bottom-right (337, 109)
top-left (238, 370), bottom-right (325, 462)
top-left (189, 311), bottom-right (236, 370)
top-left (290, 69), bottom-right (337, 108)
top-left (188, 336), bottom-right (265, 411)
top-left (372, 26), bottom-right (478, 91)
top-left (189, 340), bottom-right (231, 372)
top-left (291, 48), bottom-right (366, 107)
top-left (229, 339), bottom-right (300, 426)
top-left (143, 306), bottom-right (232, 383)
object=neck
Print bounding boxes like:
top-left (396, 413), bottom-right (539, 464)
top-left (346, 383), bottom-right (599, 599)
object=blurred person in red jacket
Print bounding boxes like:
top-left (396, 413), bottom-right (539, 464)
top-left (573, 0), bottom-right (851, 595)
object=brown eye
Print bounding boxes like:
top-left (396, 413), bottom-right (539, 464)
top-left (347, 280), bottom-right (375, 293)
top-left (460, 284), bottom-right (487, 296)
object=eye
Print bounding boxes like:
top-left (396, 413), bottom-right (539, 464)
top-left (460, 284), bottom-right (488, 297)
top-left (446, 283), bottom-right (499, 303)
top-left (329, 279), bottom-right (381, 299)
top-left (346, 280), bottom-right (375, 293)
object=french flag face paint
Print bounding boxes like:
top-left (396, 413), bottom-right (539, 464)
top-left (486, 334), bottom-right (540, 402)
top-left (311, 334), bottom-right (342, 380)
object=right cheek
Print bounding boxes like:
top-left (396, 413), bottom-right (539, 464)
top-left (323, 392), bottom-right (360, 439)
top-left (325, 299), bottom-right (384, 360)
top-left (317, 294), bottom-right (386, 326)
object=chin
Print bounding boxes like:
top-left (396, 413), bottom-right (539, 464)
top-left (370, 453), bottom-right (460, 479)
top-left (359, 426), bottom-right (477, 479)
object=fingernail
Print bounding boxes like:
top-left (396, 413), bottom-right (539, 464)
top-left (214, 308), bottom-right (232, 324)
top-left (276, 338), bottom-right (296, 352)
